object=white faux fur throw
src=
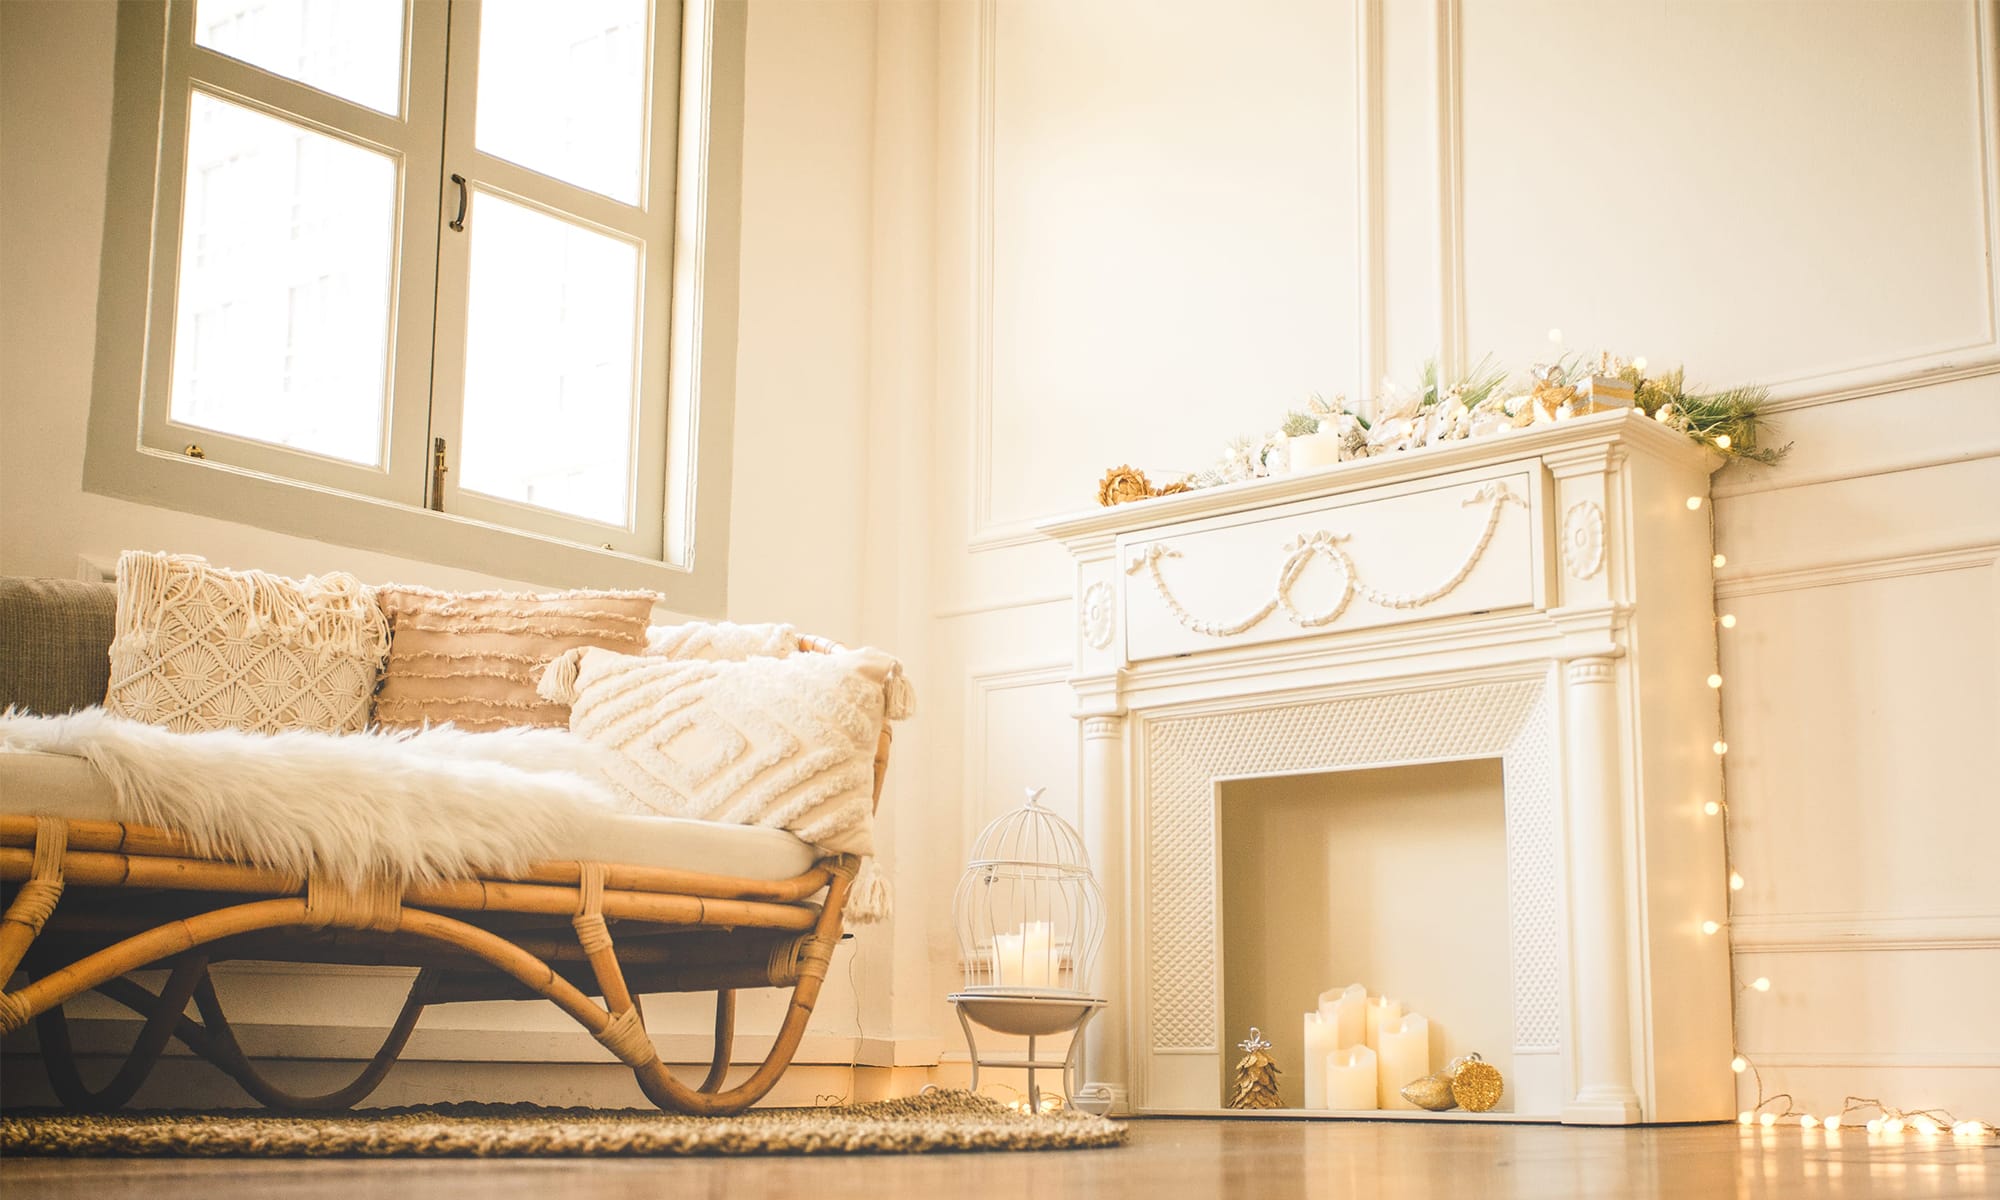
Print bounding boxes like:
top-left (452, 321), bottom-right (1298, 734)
top-left (0, 707), bottom-right (627, 888)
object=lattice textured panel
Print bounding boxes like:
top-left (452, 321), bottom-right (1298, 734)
top-left (1501, 688), bottom-right (1560, 1051)
top-left (1142, 679), bottom-right (1554, 1052)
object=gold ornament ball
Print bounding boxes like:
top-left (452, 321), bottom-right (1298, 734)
top-left (1450, 1056), bottom-right (1505, 1113)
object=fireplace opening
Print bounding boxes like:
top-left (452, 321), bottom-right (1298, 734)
top-left (1218, 758), bottom-right (1513, 1113)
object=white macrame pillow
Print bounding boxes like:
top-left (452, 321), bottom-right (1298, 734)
top-left (538, 644), bottom-right (913, 857)
top-left (105, 551), bottom-right (390, 735)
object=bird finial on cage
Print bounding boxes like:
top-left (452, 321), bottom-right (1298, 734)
top-left (1024, 785), bottom-right (1046, 807)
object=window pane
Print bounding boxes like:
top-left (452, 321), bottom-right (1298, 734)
top-left (458, 193), bottom-right (639, 526)
top-left (475, 0), bottom-right (649, 204)
top-left (169, 93), bottom-right (396, 467)
top-left (194, 0), bottom-right (405, 116)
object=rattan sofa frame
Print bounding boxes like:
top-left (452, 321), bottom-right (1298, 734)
top-left (0, 637), bottom-right (889, 1116)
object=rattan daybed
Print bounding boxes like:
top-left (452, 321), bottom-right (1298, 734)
top-left (0, 634), bottom-right (890, 1116)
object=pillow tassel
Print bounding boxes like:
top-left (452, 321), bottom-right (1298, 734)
top-left (538, 647), bottom-right (588, 705)
top-left (844, 856), bottom-right (892, 925)
top-left (884, 666), bottom-right (916, 721)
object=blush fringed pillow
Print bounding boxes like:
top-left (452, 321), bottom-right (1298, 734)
top-left (372, 587), bottom-right (656, 731)
top-left (537, 643), bottom-right (914, 857)
top-left (104, 551), bottom-right (389, 734)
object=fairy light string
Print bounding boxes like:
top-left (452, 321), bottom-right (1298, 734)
top-left (1693, 451), bottom-right (1997, 1143)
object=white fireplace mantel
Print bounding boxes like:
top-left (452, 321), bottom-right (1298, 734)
top-left (1035, 409), bottom-right (1735, 1125)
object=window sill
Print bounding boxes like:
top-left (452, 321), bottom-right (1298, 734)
top-left (81, 446), bottom-right (727, 616)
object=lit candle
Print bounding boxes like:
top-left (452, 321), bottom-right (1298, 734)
top-left (1329, 983), bottom-right (1367, 1049)
top-left (1364, 995), bottom-right (1402, 1053)
top-left (1303, 1010), bottom-right (1339, 1108)
top-left (992, 932), bottom-right (1023, 986)
top-left (1325, 1044), bottom-right (1378, 1110)
top-left (1378, 1012), bottom-right (1430, 1110)
top-left (1022, 921), bottom-right (1053, 988)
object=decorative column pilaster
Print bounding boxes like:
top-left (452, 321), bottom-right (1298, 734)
top-left (1561, 654), bottom-right (1643, 1124)
top-left (1078, 710), bottom-right (1128, 1112)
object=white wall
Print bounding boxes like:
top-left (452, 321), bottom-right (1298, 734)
top-left (926, 0), bottom-right (2000, 1119)
top-left (0, 0), bottom-right (923, 1104)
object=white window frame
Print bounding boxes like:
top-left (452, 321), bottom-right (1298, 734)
top-left (84, 0), bottom-right (743, 612)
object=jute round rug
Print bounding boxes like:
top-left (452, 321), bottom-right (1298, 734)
top-left (0, 1089), bottom-right (1126, 1158)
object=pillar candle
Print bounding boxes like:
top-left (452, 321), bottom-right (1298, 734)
top-left (1378, 1012), bottom-right (1430, 1110)
top-left (1328, 983), bottom-right (1367, 1048)
top-left (1364, 995), bottom-right (1402, 1052)
top-left (1302, 1010), bottom-right (1340, 1108)
top-left (1022, 921), bottom-right (1053, 988)
top-left (1288, 430), bottom-right (1343, 472)
top-left (992, 932), bottom-right (1023, 986)
top-left (1325, 1044), bottom-right (1378, 1110)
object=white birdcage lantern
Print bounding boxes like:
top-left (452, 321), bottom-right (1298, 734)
top-left (948, 786), bottom-right (1109, 1113)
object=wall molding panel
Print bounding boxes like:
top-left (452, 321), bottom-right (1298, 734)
top-left (1713, 542), bottom-right (2000, 601)
top-left (1730, 912), bottom-right (2000, 955)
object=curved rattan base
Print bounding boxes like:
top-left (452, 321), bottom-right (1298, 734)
top-left (0, 812), bottom-right (860, 1116)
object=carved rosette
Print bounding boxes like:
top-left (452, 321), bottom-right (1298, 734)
top-left (1080, 581), bottom-right (1116, 650)
top-left (1562, 500), bottom-right (1606, 580)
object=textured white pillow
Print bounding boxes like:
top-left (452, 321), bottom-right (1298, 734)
top-left (539, 644), bottom-right (903, 856)
top-left (643, 620), bottom-right (799, 661)
top-left (105, 551), bottom-right (389, 735)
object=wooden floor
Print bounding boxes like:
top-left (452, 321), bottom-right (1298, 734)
top-left (1, 1117), bottom-right (1994, 1198)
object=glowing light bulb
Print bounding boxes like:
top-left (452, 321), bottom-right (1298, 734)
top-left (1548, 328), bottom-right (1564, 344)
top-left (1704, 800), bottom-right (1721, 815)
top-left (1720, 613), bottom-right (1737, 628)
top-left (1714, 434), bottom-right (1732, 450)
top-left (1687, 496), bottom-right (1704, 511)
top-left (1702, 920), bottom-right (1721, 935)
top-left (1824, 1116), bottom-right (1842, 1131)
top-left (1730, 872), bottom-right (1745, 891)
top-left (1632, 356), bottom-right (1648, 371)
top-left (1713, 553), bottom-right (1727, 568)
top-left (1760, 1112), bottom-right (1778, 1127)
top-left (1953, 1121), bottom-right (1979, 1136)
top-left (1738, 1111), bottom-right (1754, 1124)
top-left (1913, 1117), bottom-right (1940, 1136)
top-left (1884, 1118), bottom-right (1905, 1134)
top-left (1731, 1056), bottom-right (1748, 1074)
top-left (1801, 1115), bottom-right (1819, 1128)
top-left (1708, 673), bottom-right (1723, 688)
top-left (1714, 740), bottom-right (1729, 755)
top-left (1750, 977), bottom-right (1771, 992)
top-left (1866, 1118), bottom-right (1883, 1133)
top-left (1655, 407), bottom-right (1671, 423)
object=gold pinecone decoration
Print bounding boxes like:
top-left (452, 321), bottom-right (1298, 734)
top-left (1228, 1027), bottom-right (1284, 1110)
top-left (1098, 465), bottom-right (1190, 507)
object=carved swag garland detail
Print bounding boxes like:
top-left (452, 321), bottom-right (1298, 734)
top-left (1122, 480), bottom-right (1528, 639)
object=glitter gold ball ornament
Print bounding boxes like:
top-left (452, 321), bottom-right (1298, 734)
top-left (1449, 1053), bottom-right (1504, 1113)
top-left (1400, 1070), bottom-right (1459, 1112)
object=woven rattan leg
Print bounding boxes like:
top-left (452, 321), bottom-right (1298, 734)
top-left (33, 957), bottom-right (209, 1111)
top-left (180, 968), bottom-right (434, 1110)
top-left (700, 990), bottom-right (737, 1093)
top-left (629, 856), bottom-right (859, 1114)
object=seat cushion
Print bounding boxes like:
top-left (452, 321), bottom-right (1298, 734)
top-left (0, 749), bottom-right (818, 883)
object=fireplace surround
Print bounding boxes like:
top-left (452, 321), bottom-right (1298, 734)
top-left (1036, 409), bottom-right (1736, 1124)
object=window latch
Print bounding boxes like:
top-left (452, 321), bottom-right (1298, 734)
top-left (430, 436), bottom-right (448, 512)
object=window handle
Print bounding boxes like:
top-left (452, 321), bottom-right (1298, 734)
top-left (430, 436), bottom-right (449, 511)
top-left (448, 173), bottom-right (468, 232)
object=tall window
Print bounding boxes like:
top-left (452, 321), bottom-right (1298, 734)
top-left (142, 0), bottom-right (682, 556)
